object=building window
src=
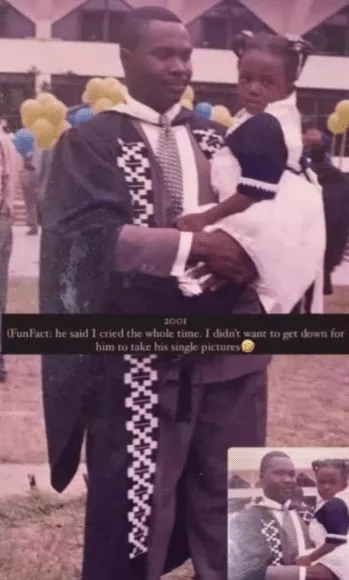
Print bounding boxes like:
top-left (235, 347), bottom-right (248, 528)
top-left (108, 11), bottom-right (126, 43)
top-left (80, 10), bottom-right (127, 43)
top-left (0, 8), bottom-right (7, 37)
top-left (0, 74), bottom-right (35, 130)
top-left (194, 0), bottom-right (273, 49)
top-left (80, 10), bottom-right (105, 42)
top-left (305, 6), bottom-right (349, 56)
top-left (51, 75), bottom-right (91, 106)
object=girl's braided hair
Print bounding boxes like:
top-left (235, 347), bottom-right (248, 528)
top-left (231, 30), bottom-right (314, 82)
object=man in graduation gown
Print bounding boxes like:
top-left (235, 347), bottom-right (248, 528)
top-left (39, 6), bottom-right (270, 580)
top-left (228, 452), bottom-right (338, 580)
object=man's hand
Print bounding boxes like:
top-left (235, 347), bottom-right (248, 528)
top-left (296, 555), bottom-right (312, 567)
top-left (190, 230), bottom-right (258, 284)
top-left (176, 213), bottom-right (209, 232)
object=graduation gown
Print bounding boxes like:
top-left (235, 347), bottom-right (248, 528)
top-left (228, 504), bottom-right (314, 580)
top-left (39, 108), bottom-right (264, 579)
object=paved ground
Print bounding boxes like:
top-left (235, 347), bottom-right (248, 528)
top-left (10, 226), bottom-right (349, 284)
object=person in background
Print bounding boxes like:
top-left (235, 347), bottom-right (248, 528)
top-left (304, 129), bottom-right (349, 297)
top-left (20, 148), bottom-right (40, 235)
top-left (0, 122), bottom-right (20, 381)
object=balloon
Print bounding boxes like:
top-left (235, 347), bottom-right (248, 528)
top-left (72, 107), bottom-right (94, 125)
top-left (85, 78), bottom-right (106, 103)
top-left (82, 90), bottom-right (90, 104)
top-left (182, 86), bottom-right (194, 102)
top-left (211, 105), bottom-right (233, 127)
top-left (327, 113), bottom-right (347, 135)
top-left (31, 118), bottom-right (56, 149)
top-left (335, 100), bottom-right (349, 127)
top-left (194, 102), bottom-right (212, 120)
top-left (91, 97), bottom-right (114, 113)
top-left (181, 98), bottom-right (194, 110)
top-left (42, 99), bottom-right (67, 125)
top-left (53, 120), bottom-right (71, 139)
top-left (12, 128), bottom-right (35, 157)
top-left (104, 83), bottom-right (125, 105)
top-left (36, 92), bottom-right (57, 105)
top-left (20, 99), bottom-right (44, 128)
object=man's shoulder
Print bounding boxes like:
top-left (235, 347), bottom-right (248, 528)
top-left (67, 110), bottom-right (124, 146)
top-left (189, 115), bottom-right (226, 137)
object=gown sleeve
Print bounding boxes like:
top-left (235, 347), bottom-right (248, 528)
top-left (225, 113), bottom-right (288, 200)
top-left (316, 497), bottom-right (349, 544)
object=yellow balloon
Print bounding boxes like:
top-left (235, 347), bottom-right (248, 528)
top-left (104, 83), bottom-right (125, 105)
top-left (212, 105), bottom-right (231, 117)
top-left (91, 97), bottom-right (114, 114)
top-left (85, 78), bottom-right (106, 103)
top-left (20, 99), bottom-right (44, 128)
top-left (181, 98), bottom-right (194, 110)
top-left (53, 120), bottom-right (71, 139)
top-left (42, 99), bottom-right (67, 125)
top-left (37, 92), bottom-right (57, 105)
top-left (31, 118), bottom-right (56, 149)
top-left (327, 112), bottom-right (347, 135)
top-left (182, 86), bottom-right (194, 102)
top-left (82, 90), bottom-right (90, 104)
top-left (335, 100), bottom-right (349, 127)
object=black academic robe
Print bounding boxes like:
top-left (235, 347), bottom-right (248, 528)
top-left (228, 504), bottom-right (314, 580)
top-left (318, 166), bottom-right (349, 294)
top-left (39, 109), bottom-right (263, 580)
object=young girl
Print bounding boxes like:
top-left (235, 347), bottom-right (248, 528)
top-left (177, 32), bottom-right (326, 314)
top-left (296, 459), bottom-right (349, 579)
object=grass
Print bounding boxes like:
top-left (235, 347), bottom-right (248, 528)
top-left (1, 277), bottom-right (349, 579)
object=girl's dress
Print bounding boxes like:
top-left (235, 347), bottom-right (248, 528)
top-left (301, 491), bottom-right (349, 580)
top-left (179, 93), bottom-right (326, 314)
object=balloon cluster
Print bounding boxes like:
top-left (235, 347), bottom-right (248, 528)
top-left (82, 77), bottom-right (126, 113)
top-left (181, 86), bottom-right (234, 128)
top-left (19, 93), bottom-right (69, 153)
top-left (327, 100), bottom-right (349, 135)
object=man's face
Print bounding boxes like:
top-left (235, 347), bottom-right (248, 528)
top-left (122, 20), bottom-right (192, 112)
top-left (261, 457), bottom-right (296, 504)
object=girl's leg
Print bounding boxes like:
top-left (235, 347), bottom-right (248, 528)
top-left (306, 563), bottom-right (339, 580)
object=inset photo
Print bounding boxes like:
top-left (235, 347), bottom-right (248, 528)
top-left (228, 448), bottom-right (349, 580)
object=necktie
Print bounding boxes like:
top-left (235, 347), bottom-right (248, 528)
top-left (156, 114), bottom-right (184, 221)
top-left (281, 507), bottom-right (299, 565)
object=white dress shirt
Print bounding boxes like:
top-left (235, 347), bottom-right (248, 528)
top-left (113, 95), bottom-right (198, 277)
top-left (259, 495), bottom-right (307, 580)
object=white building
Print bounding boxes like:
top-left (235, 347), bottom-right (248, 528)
top-left (0, 0), bottom-right (348, 167)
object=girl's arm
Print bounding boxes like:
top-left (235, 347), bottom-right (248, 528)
top-left (296, 542), bottom-right (337, 566)
top-left (176, 193), bottom-right (256, 232)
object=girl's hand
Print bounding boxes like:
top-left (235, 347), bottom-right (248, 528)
top-left (296, 555), bottom-right (312, 567)
top-left (176, 213), bottom-right (209, 232)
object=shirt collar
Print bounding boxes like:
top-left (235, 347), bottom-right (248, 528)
top-left (260, 494), bottom-right (292, 511)
top-left (111, 93), bottom-right (181, 126)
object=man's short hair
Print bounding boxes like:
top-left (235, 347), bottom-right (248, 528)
top-left (260, 451), bottom-right (291, 475)
top-left (119, 6), bottom-right (182, 51)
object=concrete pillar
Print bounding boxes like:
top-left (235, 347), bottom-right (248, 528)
top-left (126, 0), bottom-right (221, 24)
top-left (35, 19), bottom-right (52, 39)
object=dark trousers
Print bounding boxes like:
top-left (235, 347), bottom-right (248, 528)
top-left (83, 367), bottom-right (267, 580)
top-left (0, 214), bottom-right (12, 373)
top-left (147, 369), bottom-right (268, 580)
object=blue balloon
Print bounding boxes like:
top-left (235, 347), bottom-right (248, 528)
top-left (194, 102), bottom-right (212, 120)
top-left (13, 128), bottom-right (35, 158)
top-left (72, 107), bottom-right (94, 126)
